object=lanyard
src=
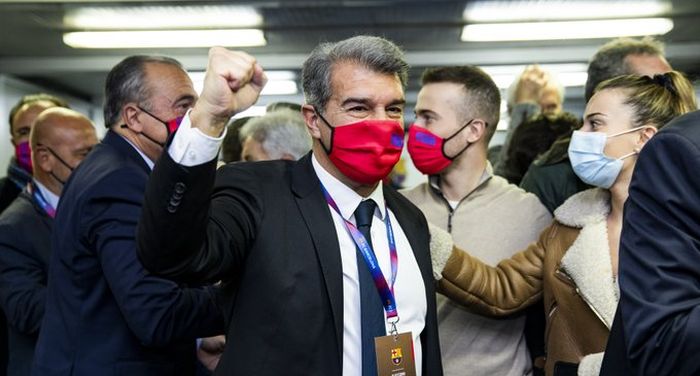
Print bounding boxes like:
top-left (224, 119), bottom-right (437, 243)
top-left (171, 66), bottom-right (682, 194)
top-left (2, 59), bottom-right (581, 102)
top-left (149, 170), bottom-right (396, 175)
top-left (321, 184), bottom-right (400, 326)
top-left (27, 183), bottom-right (56, 218)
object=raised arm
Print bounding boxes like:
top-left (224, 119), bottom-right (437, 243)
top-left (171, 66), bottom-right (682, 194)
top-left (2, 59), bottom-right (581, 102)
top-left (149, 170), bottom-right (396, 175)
top-left (429, 223), bottom-right (548, 316)
top-left (137, 47), bottom-right (267, 283)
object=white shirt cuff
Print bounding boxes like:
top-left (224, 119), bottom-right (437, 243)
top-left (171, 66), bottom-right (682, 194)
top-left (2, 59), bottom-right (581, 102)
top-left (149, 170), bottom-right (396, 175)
top-left (168, 109), bottom-right (227, 166)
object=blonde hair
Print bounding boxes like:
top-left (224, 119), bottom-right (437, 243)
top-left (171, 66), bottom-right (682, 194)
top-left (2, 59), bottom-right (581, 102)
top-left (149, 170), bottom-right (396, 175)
top-left (595, 71), bottom-right (697, 130)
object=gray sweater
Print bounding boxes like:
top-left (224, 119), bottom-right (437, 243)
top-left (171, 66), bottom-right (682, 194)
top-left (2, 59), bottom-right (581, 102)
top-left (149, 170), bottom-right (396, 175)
top-left (402, 164), bottom-right (551, 376)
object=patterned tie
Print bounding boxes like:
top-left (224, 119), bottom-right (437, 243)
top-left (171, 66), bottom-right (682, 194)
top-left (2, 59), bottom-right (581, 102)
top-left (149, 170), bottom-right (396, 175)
top-left (354, 199), bottom-right (385, 376)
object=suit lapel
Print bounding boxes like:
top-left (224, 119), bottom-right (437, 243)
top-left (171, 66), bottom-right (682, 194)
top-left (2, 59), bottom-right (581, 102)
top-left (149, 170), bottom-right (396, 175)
top-left (291, 153), bottom-right (344, 362)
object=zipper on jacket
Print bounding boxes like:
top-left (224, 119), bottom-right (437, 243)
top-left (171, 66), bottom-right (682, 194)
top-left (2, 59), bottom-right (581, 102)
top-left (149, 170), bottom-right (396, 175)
top-left (447, 207), bottom-right (454, 233)
top-left (555, 267), bottom-right (610, 329)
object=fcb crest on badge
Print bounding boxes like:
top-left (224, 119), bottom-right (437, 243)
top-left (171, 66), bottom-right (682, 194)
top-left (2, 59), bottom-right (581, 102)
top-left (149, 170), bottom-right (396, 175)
top-left (391, 347), bottom-right (403, 365)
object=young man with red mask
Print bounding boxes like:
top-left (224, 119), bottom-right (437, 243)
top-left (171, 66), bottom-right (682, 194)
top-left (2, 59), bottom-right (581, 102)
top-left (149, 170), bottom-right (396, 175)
top-left (137, 36), bottom-right (443, 376)
top-left (401, 66), bottom-right (551, 376)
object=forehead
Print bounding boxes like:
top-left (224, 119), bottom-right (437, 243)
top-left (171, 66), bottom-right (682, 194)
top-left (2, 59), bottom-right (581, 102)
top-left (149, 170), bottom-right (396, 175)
top-left (143, 62), bottom-right (196, 102)
top-left (416, 82), bottom-right (465, 110)
top-left (586, 89), bottom-right (627, 115)
top-left (624, 54), bottom-right (671, 77)
top-left (13, 102), bottom-right (54, 125)
top-left (328, 61), bottom-right (404, 103)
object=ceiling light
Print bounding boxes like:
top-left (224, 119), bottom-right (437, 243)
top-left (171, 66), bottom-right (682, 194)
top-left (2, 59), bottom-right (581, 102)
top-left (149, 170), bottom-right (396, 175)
top-left (63, 30), bottom-right (266, 49)
top-left (464, 1), bottom-right (671, 22)
top-left (481, 64), bottom-right (589, 88)
top-left (189, 71), bottom-right (298, 96)
top-left (461, 18), bottom-right (673, 42)
top-left (64, 5), bottom-right (262, 29)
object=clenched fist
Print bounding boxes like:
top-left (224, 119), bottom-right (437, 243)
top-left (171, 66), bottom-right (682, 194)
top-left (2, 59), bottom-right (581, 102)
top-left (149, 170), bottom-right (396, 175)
top-left (191, 47), bottom-right (268, 137)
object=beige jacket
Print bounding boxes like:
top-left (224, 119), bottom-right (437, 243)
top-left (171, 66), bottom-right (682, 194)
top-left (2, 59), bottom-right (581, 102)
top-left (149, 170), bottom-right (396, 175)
top-left (402, 165), bottom-right (551, 376)
top-left (430, 188), bottom-right (619, 376)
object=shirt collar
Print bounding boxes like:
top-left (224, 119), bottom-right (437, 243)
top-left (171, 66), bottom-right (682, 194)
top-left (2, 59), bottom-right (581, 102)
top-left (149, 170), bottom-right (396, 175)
top-left (33, 179), bottom-right (60, 209)
top-left (311, 152), bottom-right (387, 223)
top-left (119, 135), bottom-right (155, 170)
top-left (429, 161), bottom-right (494, 195)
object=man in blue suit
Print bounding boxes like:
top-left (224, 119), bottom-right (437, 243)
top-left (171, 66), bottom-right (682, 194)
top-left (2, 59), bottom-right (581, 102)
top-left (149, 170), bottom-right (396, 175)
top-left (32, 56), bottom-right (224, 376)
top-left (600, 110), bottom-right (700, 375)
top-left (0, 108), bottom-right (97, 376)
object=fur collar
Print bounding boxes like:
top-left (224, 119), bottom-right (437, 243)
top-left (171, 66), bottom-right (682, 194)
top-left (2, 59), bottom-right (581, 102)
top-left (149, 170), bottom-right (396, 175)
top-left (554, 188), bottom-right (610, 228)
top-left (556, 189), bottom-right (619, 328)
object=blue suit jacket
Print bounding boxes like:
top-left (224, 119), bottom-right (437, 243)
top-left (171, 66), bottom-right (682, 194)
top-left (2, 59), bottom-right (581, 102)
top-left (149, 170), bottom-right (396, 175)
top-left (32, 131), bottom-right (223, 376)
top-left (601, 110), bottom-right (700, 375)
top-left (0, 190), bottom-right (51, 376)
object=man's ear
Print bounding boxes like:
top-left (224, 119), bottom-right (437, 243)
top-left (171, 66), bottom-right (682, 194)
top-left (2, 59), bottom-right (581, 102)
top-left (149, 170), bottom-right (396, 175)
top-left (635, 125), bottom-right (658, 153)
top-left (121, 103), bottom-right (144, 132)
top-left (302, 104), bottom-right (321, 139)
top-left (466, 118), bottom-right (487, 143)
top-left (32, 145), bottom-right (52, 173)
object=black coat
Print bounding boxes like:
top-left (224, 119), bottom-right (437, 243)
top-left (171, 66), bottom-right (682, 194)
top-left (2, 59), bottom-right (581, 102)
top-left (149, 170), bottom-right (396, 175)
top-left (601, 110), bottom-right (700, 376)
top-left (137, 152), bottom-right (443, 376)
top-left (32, 131), bottom-right (223, 376)
top-left (0, 190), bottom-right (51, 376)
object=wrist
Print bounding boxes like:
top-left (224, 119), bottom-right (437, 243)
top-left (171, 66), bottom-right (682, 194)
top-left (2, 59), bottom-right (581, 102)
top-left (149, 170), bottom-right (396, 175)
top-left (190, 105), bottom-right (229, 138)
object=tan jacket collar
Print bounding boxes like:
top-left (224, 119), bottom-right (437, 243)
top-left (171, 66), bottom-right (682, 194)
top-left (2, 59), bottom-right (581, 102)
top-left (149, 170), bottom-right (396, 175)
top-left (555, 188), bottom-right (619, 328)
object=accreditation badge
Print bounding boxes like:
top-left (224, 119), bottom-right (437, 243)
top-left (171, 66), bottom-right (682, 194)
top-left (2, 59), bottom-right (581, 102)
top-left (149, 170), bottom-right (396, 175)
top-left (374, 332), bottom-right (417, 376)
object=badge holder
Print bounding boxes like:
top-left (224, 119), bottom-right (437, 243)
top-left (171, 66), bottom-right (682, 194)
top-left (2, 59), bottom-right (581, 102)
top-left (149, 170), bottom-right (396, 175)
top-left (375, 316), bottom-right (417, 376)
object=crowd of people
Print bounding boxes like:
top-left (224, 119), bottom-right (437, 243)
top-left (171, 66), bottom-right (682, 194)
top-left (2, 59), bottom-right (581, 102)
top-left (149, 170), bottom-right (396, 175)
top-left (0, 33), bottom-right (697, 376)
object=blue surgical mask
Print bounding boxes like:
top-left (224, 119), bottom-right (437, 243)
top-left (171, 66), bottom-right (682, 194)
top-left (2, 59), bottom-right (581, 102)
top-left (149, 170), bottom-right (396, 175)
top-left (568, 127), bottom-right (644, 189)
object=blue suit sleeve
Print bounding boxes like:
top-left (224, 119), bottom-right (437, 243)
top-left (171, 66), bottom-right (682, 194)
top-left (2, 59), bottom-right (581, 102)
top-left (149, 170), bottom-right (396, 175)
top-left (87, 167), bottom-right (223, 347)
top-left (0, 224), bottom-right (46, 335)
top-left (618, 130), bottom-right (700, 376)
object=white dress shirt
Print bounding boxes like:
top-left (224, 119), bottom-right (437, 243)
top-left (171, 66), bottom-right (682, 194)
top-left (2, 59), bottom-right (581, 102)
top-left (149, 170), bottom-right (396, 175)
top-left (34, 179), bottom-right (60, 210)
top-left (168, 113), bottom-right (427, 375)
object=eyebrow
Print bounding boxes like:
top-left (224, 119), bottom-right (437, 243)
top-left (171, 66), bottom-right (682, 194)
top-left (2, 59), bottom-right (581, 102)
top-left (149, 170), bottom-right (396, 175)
top-left (585, 112), bottom-right (606, 120)
top-left (340, 98), bottom-right (406, 107)
top-left (173, 94), bottom-right (196, 106)
top-left (415, 108), bottom-right (439, 118)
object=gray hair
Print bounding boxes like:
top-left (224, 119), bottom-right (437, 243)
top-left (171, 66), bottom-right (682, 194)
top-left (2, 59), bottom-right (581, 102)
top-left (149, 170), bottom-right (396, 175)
top-left (239, 109), bottom-right (311, 160)
top-left (301, 35), bottom-right (409, 112)
top-left (585, 36), bottom-right (665, 101)
top-left (505, 71), bottom-right (565, 110)
top-left (103, 55), bottom-right (184, 127)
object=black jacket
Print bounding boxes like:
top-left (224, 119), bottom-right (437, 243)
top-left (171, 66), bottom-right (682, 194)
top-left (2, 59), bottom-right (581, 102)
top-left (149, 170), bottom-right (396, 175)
top-left (601, 110), bottom-right (700, 376)
top-left (0, 190), bottom-right (51, 376)
top-left (137, 152), bottom-right (443, 375)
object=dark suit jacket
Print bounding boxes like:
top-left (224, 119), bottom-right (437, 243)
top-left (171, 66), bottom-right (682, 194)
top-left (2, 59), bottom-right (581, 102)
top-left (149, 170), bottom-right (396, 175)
top-left (137, 152), bottom-right (443, 375)
top-left (32, 131), bottom-right (223, 376)
top-left (0, 190), bottom-right (51, 376)
top-left (600, 110), bottom-right (700, 376)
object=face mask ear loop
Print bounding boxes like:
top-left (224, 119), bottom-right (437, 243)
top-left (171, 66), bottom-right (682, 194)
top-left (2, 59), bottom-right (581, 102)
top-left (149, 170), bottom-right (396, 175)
top-left (608, 125), bottom-right (648, 138)
top-left (441, 119), bottom-right (475, 160)
top-left (619, 151), bottom-right (638, 160)
top-left (314, 109), bottom-right (335, 155)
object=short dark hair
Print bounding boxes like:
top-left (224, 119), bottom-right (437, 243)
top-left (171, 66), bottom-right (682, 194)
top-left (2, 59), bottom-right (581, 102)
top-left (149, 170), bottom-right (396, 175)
top-left (302, 35), bottom-right (409, 112)
top-left (221, 116), bottom-right (252, 163)
top-left (421, 66), bottom-right (501, 143)
top-left (585, 36), bottom-right (665, 101)
top-left (103, 55), bottom-right (184, 128)
top-left (9, 93), bottom-right (69, 133)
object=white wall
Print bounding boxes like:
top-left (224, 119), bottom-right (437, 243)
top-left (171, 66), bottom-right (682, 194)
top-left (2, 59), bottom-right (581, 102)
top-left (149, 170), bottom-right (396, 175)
top-left (0, 75), bottom-right (103, 178)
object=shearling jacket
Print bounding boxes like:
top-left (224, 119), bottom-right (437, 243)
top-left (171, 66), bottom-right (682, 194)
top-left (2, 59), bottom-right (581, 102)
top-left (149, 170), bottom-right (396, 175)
top-left (430, 188), bottom-right (619, 376)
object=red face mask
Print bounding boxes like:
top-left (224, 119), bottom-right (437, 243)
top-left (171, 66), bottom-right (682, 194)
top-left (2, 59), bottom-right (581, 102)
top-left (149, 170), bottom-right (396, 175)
top-left (317, 112), bottom-right (405, 185)
top-left (14, 141), bottom-right (33, 175)
top-left (407, 121), bottom-right (473, 175)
